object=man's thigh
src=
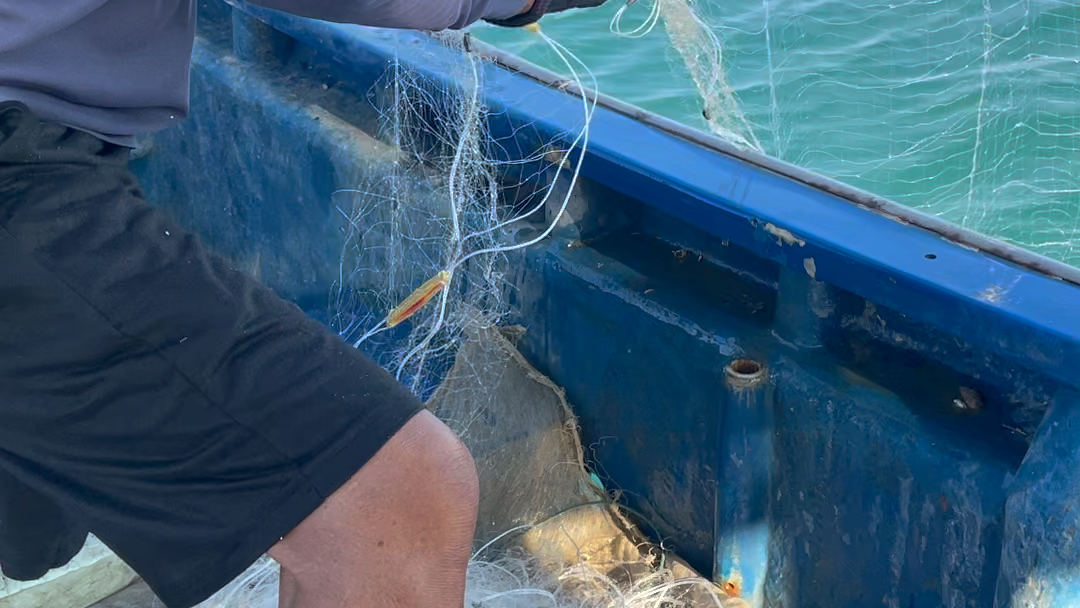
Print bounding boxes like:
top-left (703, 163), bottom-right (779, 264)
top-left (0, 101), bottom-right (423, 608)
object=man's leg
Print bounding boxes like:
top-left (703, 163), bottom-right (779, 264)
top-left (269, 410), bottom-right (478, 608)
top-left (0, 101), bottom-right (477, 608)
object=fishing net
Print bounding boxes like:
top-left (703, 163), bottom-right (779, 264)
top-left (609, 0), bottom-right (762, 151)
top-left (328, 29), bottom-right (591, 399)
top-left (426, 320), bottom-right (601, 547)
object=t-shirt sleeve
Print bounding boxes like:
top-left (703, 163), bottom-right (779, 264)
top-left (241, 0), bottom-right (530, 30)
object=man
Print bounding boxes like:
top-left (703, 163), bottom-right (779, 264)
top-left (0, 0), bottom-right (604, 607)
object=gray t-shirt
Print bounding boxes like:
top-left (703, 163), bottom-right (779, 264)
top-left (0, 0), bottom-right (525, 146)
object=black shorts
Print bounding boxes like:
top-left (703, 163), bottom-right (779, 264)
top-left (0, 101), bottom-right (424, 607)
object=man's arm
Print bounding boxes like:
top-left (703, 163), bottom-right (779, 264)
top-left (242, 0), bottom-right (530, 31)
top-left (242, 0), bottom-right (602, 33)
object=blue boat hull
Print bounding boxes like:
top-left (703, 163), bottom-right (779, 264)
top-left (129, 3), bottom-right (1080, 605)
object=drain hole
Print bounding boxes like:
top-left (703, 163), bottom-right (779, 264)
top-left (728, 358), bottom-right (763, 377)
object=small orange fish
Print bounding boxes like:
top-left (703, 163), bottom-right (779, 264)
top-left (386, 271), bottom-right (450, 328)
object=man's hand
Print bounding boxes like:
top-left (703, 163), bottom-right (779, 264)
top-left (485, 0), bottom-right (608, 27)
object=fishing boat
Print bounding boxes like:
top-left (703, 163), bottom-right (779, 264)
top-left (8, 1), bottom-right (1080, 607)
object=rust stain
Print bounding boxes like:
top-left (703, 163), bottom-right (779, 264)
top-left (721, 579), bottom-right (742, 597)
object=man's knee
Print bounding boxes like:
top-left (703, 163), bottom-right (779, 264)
top-left (394, 409), bottom-right (479, 510)
top-left (269, 410), bottom-right (479, 572)
top-left (375, 409), bottom-right (479, 527)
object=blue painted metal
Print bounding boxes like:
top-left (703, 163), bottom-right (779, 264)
top-left (231, 8), bottom-right (293, 64)
top-left (124, 2), bottom-right (1080, 605)
top-left (995, 388), bottom-right (1080, 608)
top-left (715, 360), bottom-right (775, 606)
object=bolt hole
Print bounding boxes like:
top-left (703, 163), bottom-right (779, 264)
top-left (728, 358), bottom-right (763, 377)
top-left (722, 580), bottom-right (742, 597)
top-left (925, 253), bottom-right (937, 260)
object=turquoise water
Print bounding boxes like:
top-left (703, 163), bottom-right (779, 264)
top-left (471, 0), bottom-right (1080, 268)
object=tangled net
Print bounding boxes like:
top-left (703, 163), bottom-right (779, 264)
top-left (331, 0), bottom-right (763, 396)
top-left (192, 546), bottom-right (734, 608)
top-left (611, 0), bottom-right (761, 151)
top-left (327, 27), bottom-right (594, 399)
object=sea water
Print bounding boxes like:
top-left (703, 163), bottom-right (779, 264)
top-left (473, 0), bottom-right (1080, 268)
